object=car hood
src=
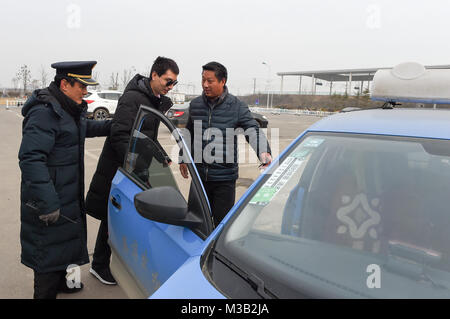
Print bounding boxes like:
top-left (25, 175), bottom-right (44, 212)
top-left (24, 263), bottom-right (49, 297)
top-left (150, 256), bottom-right (225, 299)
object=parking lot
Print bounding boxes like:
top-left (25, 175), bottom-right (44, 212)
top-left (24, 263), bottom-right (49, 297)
top-left (0, 105), bottom-right (322, 299)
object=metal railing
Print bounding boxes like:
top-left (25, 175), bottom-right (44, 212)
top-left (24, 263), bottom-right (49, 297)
top-left (250, 106), bottom-right (335, 117)
top-left (4, 99), bottom-right (26, 108)
top-left (264, 90), bottom-right (350, 96)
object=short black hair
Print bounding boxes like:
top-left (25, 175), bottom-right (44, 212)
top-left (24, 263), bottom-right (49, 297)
top-left (202, 61), bottom-right (227, 83)
top-left (150, 56), bottom-right (179, 77)
top-left (54, 75), bottom-right (76, 88)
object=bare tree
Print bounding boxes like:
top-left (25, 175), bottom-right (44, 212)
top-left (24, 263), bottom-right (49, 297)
top-left (143, 66), bottom-right (152, 77)
top-left (16, 65), bottom-right (31, 95)
top-left (39, 65), bottom-right (49, 88)
top-left (121, 66), bottom-right (136, 90)
top-left (31, 79), bottom-right (40, 90)
top-left (93, 72), bottom-right (100, 81)
top-left (121, 69), bottom-right (131, 90)
top-left (93, 72), bottom-right (101, 89)
top-left (12, 77), bottom-right (19, 91)
top-left (109, 72), bottom-right (119, 90)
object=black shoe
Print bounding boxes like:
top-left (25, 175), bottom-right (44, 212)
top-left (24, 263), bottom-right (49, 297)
top-left (57, 281), bottom-right (84, 294)
top-left (89, 267), bottom-right (117, 285)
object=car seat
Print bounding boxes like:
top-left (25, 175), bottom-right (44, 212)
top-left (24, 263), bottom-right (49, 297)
top-left (321, 166), bottom-right (384, 254)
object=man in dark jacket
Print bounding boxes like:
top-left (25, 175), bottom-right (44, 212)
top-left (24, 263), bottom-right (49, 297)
top-left (18, 61), bottom-right (111, 299)
top-left (85, 56), bottom-right (179, 285)
top-left (180, 62), bottom-right (272, 226)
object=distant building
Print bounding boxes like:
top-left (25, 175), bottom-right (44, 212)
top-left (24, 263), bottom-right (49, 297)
top-left (277, 65), bottom-right (450, 96)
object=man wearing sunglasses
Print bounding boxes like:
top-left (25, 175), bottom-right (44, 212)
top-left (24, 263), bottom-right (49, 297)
top-left (85, 56), bottom-right (179, 285)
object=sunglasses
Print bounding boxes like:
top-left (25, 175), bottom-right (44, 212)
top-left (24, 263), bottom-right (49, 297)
top-left (165, 79), bottom-right (178, 87)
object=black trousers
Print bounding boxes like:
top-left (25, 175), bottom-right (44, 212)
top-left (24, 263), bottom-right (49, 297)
top-left (33, 270), bottom-right (66, 299)
top-left (92, 218), bottom-right (111, 270)
top-left (203, 180), bottom-right (236, 227)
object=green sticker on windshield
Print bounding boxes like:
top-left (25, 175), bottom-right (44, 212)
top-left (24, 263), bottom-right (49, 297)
top-left (302, 137), bottom-right (324, 148)
top-left (250, 156), bottom-right (304, 206)
top-left (291, 148), bottom-right (311, 160)
top-left (249, 187), bottom-right (277, 205)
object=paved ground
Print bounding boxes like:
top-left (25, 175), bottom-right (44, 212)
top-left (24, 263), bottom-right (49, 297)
top-left (0, 105), bottom-right (322, 298)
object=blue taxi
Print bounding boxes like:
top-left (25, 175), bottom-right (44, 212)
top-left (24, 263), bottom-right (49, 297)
top-left (108, 63), bottom-right (450, 298)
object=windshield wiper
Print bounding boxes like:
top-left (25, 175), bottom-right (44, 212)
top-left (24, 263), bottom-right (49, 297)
top-left (385, 241), bottom-right (448, 290)
top-left (421, 272), bottom-right (448, 290)
top-left (212, 250), bottom-right (278, 299)
top-left (384, 260), bottom-right (449, 290)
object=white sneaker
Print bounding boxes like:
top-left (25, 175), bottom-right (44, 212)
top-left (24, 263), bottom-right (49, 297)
top-left (89, 267), bottom-right (117, 285)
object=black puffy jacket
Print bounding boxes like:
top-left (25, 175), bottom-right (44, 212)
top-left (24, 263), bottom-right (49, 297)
top-left (185, 89), bottom-right (271, 182)
top-left (18, 88), bottom-right (111, 273)
top-left (86, 74), bottom-right (173, 220)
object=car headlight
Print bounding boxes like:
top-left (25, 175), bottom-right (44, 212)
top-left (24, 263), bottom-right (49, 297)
top-left (262, 115), bottom-right (268, 120)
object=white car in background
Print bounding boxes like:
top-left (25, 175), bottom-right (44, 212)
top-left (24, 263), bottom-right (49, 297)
top-left (85, 90), bottom-right (123, 120)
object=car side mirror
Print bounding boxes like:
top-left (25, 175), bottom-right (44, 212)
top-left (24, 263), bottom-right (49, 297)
top-left (134, 186), bottom-right (202, 228)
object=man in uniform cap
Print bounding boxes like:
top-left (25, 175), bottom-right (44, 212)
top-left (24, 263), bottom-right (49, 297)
top-left (52, 61), bottom-right (99, 85)
top-left (18, 61), bottom-right (111, 299)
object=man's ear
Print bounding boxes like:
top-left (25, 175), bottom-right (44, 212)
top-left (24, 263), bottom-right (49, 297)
top-left (60, 78), bottom-right (68, 91)
top-left (151, 71), bottom-right (158, 81)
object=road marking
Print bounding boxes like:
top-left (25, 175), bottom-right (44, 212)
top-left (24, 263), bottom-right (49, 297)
top-left (4, 108), bottom-right (22, 119)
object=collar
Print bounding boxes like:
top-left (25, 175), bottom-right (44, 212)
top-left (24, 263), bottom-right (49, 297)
top-left (48, 82), bottom-right (85, 122)
top-left (203, 86), bottom-right (228, 108)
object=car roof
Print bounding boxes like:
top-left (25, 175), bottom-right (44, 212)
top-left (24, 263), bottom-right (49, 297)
top-left (307, 108), bottom-right (450, 140)
top-left (171, 103), bottom-right (190, 109)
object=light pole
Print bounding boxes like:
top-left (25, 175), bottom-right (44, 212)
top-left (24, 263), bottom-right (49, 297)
top-left (262, 62), bottom-right (272, 109)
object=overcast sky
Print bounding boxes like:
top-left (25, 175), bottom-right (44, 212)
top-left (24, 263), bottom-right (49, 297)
top-left (2, 0), bottom-right (450, 95)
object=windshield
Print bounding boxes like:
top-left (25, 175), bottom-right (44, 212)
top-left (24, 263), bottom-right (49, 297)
top-left (213, 133), bottom-right (450, 298)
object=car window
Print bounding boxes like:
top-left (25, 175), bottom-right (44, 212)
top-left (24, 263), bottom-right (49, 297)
top-left (98, 93), bottom-right (106, 99)
top-left (215, 133), bottom-right (450, 298)
top-left (105, 93), bottom-right (121, 100)
top-left (124, 116), bottom-right (188, 197)
top-left (122, 107), bottom-right (213, 238)
top-left (125, 111), bottom-right (210, 218)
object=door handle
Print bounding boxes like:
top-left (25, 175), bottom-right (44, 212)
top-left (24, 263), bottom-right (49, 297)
top-left (110, 196), bottom-right (122, 210)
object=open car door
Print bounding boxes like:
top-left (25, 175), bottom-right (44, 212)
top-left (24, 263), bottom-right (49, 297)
top-left (108, 105), bottom-right (213, 298)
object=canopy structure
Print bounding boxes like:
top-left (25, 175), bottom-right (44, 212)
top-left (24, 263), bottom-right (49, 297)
top-left (277, 65), bottom-right (450, 95)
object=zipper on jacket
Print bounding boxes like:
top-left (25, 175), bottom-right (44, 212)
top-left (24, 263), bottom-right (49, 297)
top-left (205, 108), bottom-right (212, 181)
